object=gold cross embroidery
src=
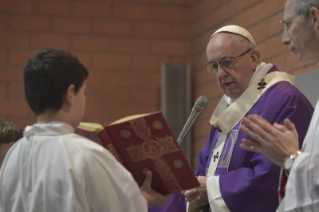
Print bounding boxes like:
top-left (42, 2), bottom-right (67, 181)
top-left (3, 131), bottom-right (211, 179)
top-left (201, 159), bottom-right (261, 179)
top-left (257, 78), bottom-right (267, 93)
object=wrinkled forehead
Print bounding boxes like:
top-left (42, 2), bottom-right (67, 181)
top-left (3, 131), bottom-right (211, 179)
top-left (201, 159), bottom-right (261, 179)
top-left (207, 33), bottom-right (244, 53)
top-left (283, 0), bottom-right (297, 19)
top-left (206, 33), bottom-right (244, 60)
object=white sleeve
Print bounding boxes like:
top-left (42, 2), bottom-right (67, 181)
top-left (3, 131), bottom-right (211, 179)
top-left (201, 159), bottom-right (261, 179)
top-left (84, 147), bottom-right (148, 212)
top-left (207, 175), bottom-right (230, 212)
top-left (277, 152), bottom-right (319, 212)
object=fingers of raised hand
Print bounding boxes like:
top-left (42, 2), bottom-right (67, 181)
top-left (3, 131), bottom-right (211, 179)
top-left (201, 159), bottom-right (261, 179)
top-left (273, 123), bottom-right (288, 132)
top-left (240, 139), bottom-right (261, 153)
top-left (240, 123), bottom-right (265, 144)
top-left (248, 115), bottom-right (274, 134)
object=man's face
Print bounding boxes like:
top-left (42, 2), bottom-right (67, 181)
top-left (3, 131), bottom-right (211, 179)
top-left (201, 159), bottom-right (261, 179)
top-left (282, 0), bottom-right (316, 61)
top-left (206, 33), bottom-right (255, 99)
top-left (72, 82), bottom-right (87, 128)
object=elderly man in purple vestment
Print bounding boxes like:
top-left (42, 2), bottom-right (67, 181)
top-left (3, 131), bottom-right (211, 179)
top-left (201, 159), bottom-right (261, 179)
top-left (181, 25), bottom-right (314, 212)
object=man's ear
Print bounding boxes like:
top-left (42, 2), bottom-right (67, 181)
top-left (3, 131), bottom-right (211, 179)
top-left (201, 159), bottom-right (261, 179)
top-left (310, 7), bottom-right (319, 29)
top-left (64, 84), bottom-right (76, 106)
top-left (250, 49), bottom-right (260, 70)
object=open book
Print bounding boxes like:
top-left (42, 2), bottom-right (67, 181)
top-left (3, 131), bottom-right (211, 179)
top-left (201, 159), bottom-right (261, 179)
top-left (75, 111), bottom-right (200, 195)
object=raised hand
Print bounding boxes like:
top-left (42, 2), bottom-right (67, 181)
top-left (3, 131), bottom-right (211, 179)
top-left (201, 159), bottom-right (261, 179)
top-left (240, 114), bottom-right (300, 167)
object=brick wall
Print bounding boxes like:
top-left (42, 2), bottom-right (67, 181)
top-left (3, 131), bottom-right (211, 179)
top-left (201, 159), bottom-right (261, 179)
top-left (190, 0), bottom-right (318, 168)
top-left (0, 0), bottom-right (191, 129)
top-left (0, 0), bottom-right (315, 169)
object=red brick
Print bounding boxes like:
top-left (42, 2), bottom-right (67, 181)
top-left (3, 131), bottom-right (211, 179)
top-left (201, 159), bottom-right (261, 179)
top-left (0, 32), bottom-right (29, 48)
top-left (93, 20), bottom-right (131, 36)
top-left (0, 49), bottom-right (8, 65)
top-left (191, 31), bottom-right (212, 54)
top-left (73, 2), bottom-right (111, 17)
top-left (84, 104), bottom-right (110, 119)
top-left (194, 68), bottom-right (214, 88)
top-left (172, 24), bottom-right (191, 39)
top-left (132, 55), bottom-right (169, 71)
top-left (153, 6), bottom-right (190, 22)
top-left (267, 53), bottom-right (286, 72)
top-left (53, 18), bottom-right (91, 34)
top-left (72, 36), bottom-right (111, 52)
top-left (10, 49), bottom-right (35, 66)
top-left (113, 73), bottom-right (151, 88)
top-left (285, 51), bottom-right (314, 72)
top-left (0, 67), bottom-right (24, 82)
top-left (229, 0), bottom-right (283, 29)
top-left (113, 38), bottom-right (150, 54)
top-left (249, 12), bottom-right (284, 44)
top-left (131, 0), bottom-right (170, 4)
top-left (10, 15), bottom-right (50, 32)
top-left (193, 51), bottom-right (208, 71)
top-left (293, 63), bottom-right (319, 76)
top-left (152, 40), bottom-right (189, 55)
top-left (30, 34), bottom-right (70, 49)
top-left (87, 71), bottom-right (110, 86)
top-left (0, 14), bottom-right (8, 30)
top-left (133, 90), bottom-right (159, 105)
top-left (151, 74), bottom-right (161, 88)
top-left (113, 5), bottom-right (150, 20)
top-left (111, 105), bottom-right (150, 120)
top-left (93, 89), bottom-right (130, 103)
top-left (191, 0), bottom-right (228, 20)
top-left (92, 54), bottom-right (130, 70)
top-left (0, 101), bottom-right (28, 116)
top-left (7, 118), bottom-right (35, 129)
top-left (173, 0), bottom-right (191, 5)
top-left (192, 5), bottom-right (230, 36)
top-left (258, 35), bottom-right (287, 60)
top-left (0, 83), bottom-right (7, 100)
top-left (26, 105), bottom-right (35, 117)
top-left (0, 0), bottom-right (30, 13)
top-left (134, 23), bottom-right (170, 38)
top-left (194, 81), bottom-right (223, 101)
top-left (9, 84), bottom-right (24, 100)
top-left (31, 0), bottom-right (71, 16)
top-left (71, 52), bottom-right (91, 69)
top-left (170, 56), bottom-right (191, 64)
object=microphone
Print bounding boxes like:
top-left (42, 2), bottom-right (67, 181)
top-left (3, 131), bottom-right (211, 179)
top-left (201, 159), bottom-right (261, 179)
top-left (177, 96), bottom-right (209, 145)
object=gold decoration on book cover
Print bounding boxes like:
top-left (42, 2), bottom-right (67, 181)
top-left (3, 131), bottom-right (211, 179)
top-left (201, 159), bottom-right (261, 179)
top-left (125, 118), bottom-right (182, 193)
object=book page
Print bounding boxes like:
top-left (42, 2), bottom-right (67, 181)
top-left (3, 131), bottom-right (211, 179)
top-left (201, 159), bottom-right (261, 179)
top-left (78, 122), bottom-right (104, 132)
top-left (109, 113), bottom-right (149, 125)
top-left (78, 113), bottom-right (150, 131)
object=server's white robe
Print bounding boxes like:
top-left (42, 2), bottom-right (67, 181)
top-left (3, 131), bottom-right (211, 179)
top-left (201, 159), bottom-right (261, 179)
top-left (0, 123), bottom-right (147, 212)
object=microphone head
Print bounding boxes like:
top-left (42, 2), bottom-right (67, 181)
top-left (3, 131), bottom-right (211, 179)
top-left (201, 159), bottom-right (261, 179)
top-left (194, 96), bottom-right (209, 112)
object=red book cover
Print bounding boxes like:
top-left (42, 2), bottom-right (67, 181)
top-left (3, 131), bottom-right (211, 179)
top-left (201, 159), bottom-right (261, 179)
top-left (76, 111), bottom-right (199, 195)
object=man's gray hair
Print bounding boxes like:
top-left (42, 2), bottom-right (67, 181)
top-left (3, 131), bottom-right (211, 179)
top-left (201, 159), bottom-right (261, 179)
top-left (293, 0), bottom-right (319, 18)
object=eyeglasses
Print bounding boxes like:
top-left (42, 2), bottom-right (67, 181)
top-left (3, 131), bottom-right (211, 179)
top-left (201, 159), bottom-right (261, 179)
top-left (280, 14), bottom-right (299, 32)
top-left (205, 49), bottom-right (252, 74)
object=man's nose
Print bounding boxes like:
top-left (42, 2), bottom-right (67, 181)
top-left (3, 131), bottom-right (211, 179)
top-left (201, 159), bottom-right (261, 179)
top-left (216, 66), bottom-right (229, 78)
top-left (281, 30), bottom-right (291, 45)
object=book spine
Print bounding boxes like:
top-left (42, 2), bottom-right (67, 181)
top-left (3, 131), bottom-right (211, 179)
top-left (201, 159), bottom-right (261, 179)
top-left (97, 129), bottom-right (127, 168)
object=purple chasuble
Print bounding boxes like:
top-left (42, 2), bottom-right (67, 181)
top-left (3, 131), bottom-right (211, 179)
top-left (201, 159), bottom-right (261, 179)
top-left (196, 67), bottom-right (314, 212)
